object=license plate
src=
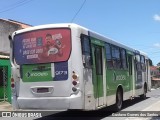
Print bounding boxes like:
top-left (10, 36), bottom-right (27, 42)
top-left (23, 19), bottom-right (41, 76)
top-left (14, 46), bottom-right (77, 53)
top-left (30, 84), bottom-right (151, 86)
top-left (37, 88), bottom-right (49, 93)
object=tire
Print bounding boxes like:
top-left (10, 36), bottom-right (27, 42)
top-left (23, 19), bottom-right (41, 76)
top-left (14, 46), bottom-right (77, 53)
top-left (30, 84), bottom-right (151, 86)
top-left (140, 85), bottom-right (147, 99)
top-left (115, 89), bottom-right (123, 111)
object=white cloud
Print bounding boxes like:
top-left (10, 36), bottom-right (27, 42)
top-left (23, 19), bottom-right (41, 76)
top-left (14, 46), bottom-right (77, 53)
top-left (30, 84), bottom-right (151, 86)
top-left (153, 14), bottom-right (160, 21)
top-left (153, 43), bottom-right (160, 48)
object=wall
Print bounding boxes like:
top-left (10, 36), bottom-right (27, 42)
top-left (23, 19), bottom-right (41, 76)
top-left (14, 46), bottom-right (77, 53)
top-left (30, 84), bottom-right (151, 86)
top-left (0, 19), bottom-right (21, 55)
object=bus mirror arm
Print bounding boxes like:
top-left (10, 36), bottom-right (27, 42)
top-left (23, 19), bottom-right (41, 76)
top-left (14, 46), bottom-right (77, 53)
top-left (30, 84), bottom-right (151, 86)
top-left (8, 35), bottom-right (13, 49)
top-left (8, 35), bottom-right (12, 41)
top-left (8, 35), bottom-right (15, 67)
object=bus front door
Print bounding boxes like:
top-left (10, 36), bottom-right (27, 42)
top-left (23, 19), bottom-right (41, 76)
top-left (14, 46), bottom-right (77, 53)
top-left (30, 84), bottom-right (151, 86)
top-left (92, 45), bottom-right (104, 107)
top-left (128, 54), bottom-right (135, 96)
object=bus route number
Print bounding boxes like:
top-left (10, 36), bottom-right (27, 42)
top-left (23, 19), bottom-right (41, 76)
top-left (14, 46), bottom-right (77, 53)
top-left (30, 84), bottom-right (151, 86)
top-left (55, 71), bottom-right (68, 76)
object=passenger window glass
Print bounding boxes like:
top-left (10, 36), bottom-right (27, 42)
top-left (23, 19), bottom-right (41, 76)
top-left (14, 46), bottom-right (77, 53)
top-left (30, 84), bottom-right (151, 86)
top-left (81, 37), bottom-right (91, 55)
top-left (141, 56), bottom-right (146, 71)
top-left (106, 43), bottom-right (113, 68)
top-left (111, 46), bottom-right (121, 69)
top-left (81, 35), bottom-right (92, 68)
top-left (121, 49), bottom-right (127, 69)
top-left (135, 54), bottom-right (141, 71)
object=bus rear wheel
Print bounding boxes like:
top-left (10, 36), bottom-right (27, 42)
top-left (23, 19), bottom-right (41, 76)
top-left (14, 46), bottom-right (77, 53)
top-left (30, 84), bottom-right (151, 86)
top-left (115, 89), bottom-right (123, 111)
top-left (140, 85), bottom-right (147, 99)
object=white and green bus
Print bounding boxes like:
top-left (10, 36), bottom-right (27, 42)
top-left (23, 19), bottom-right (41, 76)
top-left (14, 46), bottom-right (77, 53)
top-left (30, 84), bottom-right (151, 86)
top-left (9, 23), bottom-right (151, 111)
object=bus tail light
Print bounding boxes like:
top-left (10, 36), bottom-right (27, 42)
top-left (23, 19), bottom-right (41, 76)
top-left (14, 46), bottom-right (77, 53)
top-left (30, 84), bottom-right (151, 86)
top-left (72, 87), bottom-right (77, 92)
top-left (72, 73), bottom-right (78, 80)
top-left (72, 71), bottom-right (80, 93)
top-left (11, 83), bottom-right (15, 88)
top-left (11, 78), bottom-right (15, 88)
top-left (72, 80), bottom-right (80, 86)
top-left (72, 87), bottom-right (80, 93)
top-left (72, 80), bottom-right (77, 86)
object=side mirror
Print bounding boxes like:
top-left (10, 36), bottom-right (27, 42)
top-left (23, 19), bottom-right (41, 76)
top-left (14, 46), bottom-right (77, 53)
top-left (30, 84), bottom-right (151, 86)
top-left (8, 35), bottom-right (12, 41)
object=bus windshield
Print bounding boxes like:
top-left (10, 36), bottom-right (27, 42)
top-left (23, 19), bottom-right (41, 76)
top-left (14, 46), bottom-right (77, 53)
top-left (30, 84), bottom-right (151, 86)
top-left (13, 28), bottom-right (71, 65)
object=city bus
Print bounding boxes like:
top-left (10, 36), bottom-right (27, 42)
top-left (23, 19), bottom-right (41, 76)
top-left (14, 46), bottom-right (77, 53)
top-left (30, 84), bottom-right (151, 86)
top-left (9, 23), bottom-right (151, 111)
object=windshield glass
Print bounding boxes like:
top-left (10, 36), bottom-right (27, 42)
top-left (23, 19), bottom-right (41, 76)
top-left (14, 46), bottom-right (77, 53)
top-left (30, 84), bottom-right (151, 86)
top-left (13, 28), bottom-right (71, 65)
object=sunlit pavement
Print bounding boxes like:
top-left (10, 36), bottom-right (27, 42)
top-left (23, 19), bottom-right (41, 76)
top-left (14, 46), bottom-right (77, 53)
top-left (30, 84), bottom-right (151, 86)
top-left (0, 101), bottom-right (12, 111)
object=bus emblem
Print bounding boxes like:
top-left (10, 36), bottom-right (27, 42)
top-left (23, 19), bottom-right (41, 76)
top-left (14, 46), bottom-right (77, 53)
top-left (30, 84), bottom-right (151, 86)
top-left (26, 72), bottom-right (31, 78)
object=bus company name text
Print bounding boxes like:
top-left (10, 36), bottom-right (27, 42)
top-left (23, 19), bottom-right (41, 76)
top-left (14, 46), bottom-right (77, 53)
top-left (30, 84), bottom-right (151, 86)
top-left (2, 112), bottom-right (42, 118)
top-left (116, 75), bottom-right (126, 81)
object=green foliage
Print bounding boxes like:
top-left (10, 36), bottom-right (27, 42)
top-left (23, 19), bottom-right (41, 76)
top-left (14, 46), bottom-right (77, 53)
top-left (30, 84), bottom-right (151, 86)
top-left (157, 62), bottom-right (160, 66)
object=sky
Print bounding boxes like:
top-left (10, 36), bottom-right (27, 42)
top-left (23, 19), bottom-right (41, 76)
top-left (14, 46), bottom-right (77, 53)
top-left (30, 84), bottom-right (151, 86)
top-left (0, 0), bottom-right (160, 65)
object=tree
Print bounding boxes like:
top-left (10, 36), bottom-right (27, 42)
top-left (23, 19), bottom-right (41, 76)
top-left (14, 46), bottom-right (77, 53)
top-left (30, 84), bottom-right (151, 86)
top-left (157, 62), bottom-right (160, 66)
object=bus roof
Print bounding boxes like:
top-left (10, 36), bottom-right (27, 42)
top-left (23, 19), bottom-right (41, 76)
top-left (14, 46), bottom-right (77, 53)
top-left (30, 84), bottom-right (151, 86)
top-left (12, 23), bottom-right (87, 36)
top-left (12, 23), bottom-right (148, 58)
top-left (89, 30), bottom-right (134, 52)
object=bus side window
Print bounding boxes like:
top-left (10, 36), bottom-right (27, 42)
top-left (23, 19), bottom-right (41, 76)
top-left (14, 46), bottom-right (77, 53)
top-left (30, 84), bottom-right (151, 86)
top-left (141, 55), bottom-right (146, 72)
top-left (135, 54), bottom-right (141, 71)
top-left (105, 43), bottom-right (113, 69)
top-left (111, 45), bottom-right (121, 69)
top-left (81, 34), bottom-right (92, 68)
top-left (121, 49), bottom-right (128, 69)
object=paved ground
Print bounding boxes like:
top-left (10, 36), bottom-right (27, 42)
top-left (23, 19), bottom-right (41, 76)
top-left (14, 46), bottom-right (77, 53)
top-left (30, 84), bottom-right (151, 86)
top-left (0, 101), bottom-right (12, 111)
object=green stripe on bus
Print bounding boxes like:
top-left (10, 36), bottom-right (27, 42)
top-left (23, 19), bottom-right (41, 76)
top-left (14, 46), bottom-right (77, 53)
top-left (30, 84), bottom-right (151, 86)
top-left (22, 64), bottom-right (52, 82)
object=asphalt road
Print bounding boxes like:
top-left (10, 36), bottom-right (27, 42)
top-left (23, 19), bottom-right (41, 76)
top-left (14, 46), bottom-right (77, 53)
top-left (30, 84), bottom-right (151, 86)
top-left (37, 88), bottom-right (160, 120)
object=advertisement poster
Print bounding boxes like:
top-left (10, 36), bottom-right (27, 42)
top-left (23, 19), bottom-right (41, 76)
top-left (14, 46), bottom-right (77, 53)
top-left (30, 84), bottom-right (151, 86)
top-left (22, 62), bottom-right (68, 82)
top-left (22, 64), bottom-right (52, 82)
top-left (14, 28), bottom-right (71, 65)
